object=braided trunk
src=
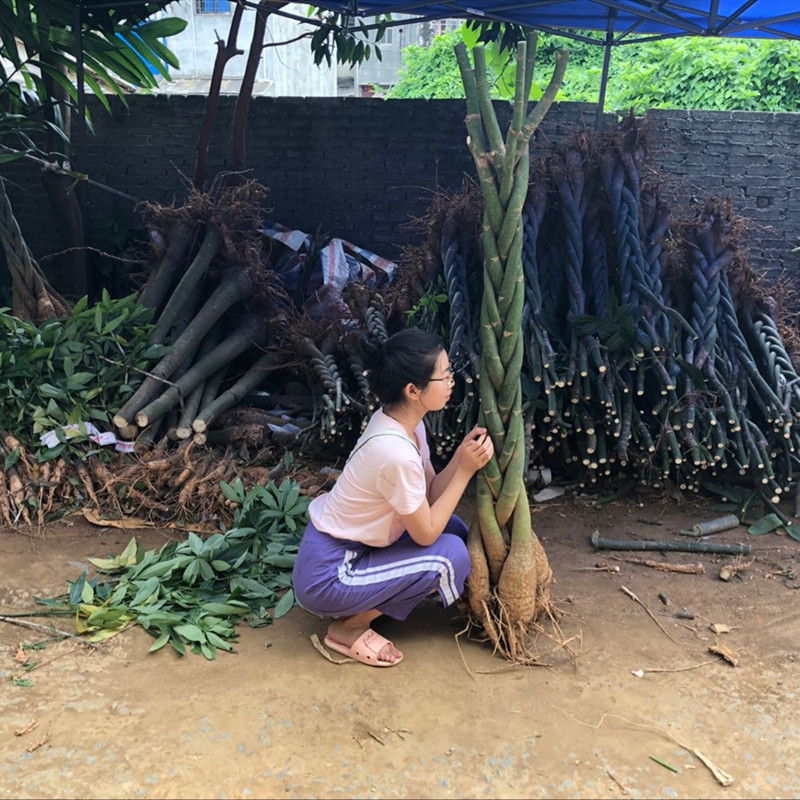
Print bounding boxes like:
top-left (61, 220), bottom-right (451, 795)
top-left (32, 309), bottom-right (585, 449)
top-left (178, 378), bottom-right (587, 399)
top-left (455, 35), bottom-right (567, 659)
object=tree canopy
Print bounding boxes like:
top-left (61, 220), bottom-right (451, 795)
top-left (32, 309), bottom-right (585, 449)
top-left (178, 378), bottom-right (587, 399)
top-left (388, 26), bottom-right (800, 112)
top-left (0, 0), bottom-right (186, 160)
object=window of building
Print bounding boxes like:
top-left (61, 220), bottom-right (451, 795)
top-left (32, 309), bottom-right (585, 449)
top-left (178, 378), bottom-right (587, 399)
top-left (195, 0), bottom-right (231, 13)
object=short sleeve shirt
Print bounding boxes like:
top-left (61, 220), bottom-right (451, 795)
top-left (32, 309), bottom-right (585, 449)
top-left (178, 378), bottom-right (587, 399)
top-left (308, 408), bottom-right (431, 547)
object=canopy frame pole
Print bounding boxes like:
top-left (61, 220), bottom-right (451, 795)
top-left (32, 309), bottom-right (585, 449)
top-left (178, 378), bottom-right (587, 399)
top-left (595, 8), bottom-right (616, 130)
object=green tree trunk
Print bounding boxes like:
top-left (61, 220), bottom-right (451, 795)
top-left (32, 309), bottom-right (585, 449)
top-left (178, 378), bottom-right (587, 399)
top-left (455, 34), bottom-right (568, 659)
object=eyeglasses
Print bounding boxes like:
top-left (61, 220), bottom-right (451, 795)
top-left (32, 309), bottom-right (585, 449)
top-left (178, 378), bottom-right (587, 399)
top-left (428, 368), bottom-right (456, 387)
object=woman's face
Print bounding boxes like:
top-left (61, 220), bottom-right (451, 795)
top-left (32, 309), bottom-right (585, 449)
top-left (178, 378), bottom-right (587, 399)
top-left (420, 349), bottom-right (454, 410)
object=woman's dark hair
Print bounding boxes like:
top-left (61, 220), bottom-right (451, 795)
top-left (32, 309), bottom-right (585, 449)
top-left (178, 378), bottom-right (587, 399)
top-left (361, 329), bottom-right (444, 406)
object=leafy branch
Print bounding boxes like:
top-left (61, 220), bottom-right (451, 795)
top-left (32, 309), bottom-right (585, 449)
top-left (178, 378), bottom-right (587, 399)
top-left (35, 477), bottom-right (311, 660)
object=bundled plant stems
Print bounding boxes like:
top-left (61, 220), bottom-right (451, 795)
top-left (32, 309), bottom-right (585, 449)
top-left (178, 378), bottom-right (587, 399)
top-left (112, 180), bottom-right (293, 453)
top-left (390, 114), bottom-right (800, 513)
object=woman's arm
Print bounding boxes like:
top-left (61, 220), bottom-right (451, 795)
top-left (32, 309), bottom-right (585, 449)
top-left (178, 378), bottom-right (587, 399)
top-left (400, 428), bottom-right (493, 546)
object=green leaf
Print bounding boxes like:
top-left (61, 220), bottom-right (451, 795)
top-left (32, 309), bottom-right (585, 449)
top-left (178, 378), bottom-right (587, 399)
top-left (202, 602), bottom-right (249, 616)
top-left (205, 631), bottom-right (234, 652)
top-left (747, 513), bottom-right (783, 535)
top-left (3, 447), bottom-right (20, 470)
top-left (264, 554), bottom-right (296, 569)
top-left (130, 576), bottom-right (160, 607)
top-left (80, 581), bottom-right (95, 603)
top-left (148, 631), bottom-right (171, 652)
top-left (784, 523), bottom-right (800, 542)
top-left (170, 635), bottom-right (186, 657)
top-left (273, 590), bottom-right (295, 619)
top-left (174, 623), bottom-right (205, 643)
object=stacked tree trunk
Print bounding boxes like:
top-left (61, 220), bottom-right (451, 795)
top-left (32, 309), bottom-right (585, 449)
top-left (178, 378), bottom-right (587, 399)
top-left (113, 181), bottom-right (293, 452)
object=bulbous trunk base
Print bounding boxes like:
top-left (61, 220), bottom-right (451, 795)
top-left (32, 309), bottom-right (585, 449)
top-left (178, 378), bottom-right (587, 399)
top-left (466, 530), bottom-right (559, 661)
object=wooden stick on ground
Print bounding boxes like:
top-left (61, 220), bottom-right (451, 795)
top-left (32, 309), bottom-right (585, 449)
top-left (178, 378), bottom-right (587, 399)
top-left (620, 585), bottom-right (680, 644)
top-left (610, 555), bottom-right (705, 574)
top-left (0, 616), bottom-right (99, 648)
top-left (555, 708), bottom-right (734, 787)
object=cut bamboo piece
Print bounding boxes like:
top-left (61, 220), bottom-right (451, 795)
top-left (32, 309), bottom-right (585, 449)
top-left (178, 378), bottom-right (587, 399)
top-left (591, 530), bottom-right (750, 556)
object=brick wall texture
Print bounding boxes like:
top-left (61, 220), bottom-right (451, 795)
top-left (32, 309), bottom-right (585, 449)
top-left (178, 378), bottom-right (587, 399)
top-left (5, 96), bottom-right (800, 293)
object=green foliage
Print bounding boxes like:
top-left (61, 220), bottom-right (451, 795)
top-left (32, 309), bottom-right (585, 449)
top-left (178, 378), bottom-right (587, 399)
top-left (608, 38), bottom-right (758, 112)
top-left (0, 1), bottom-right (186, 156)
top-left (388, 30), bottom-right (472, 99)
top-left (37, 477), bottom-right (311, 660)
top-left (220, 476), bottom-right (311, 544)
top-left (405, 274), bottom-right (449, 335)
top-left (387, 23), bottom-right (800, 112)
top-left (0, 291), bottom-right (164, 455)
top-left (308, 9), bottom-right (388, 68)
top-left (571, 295), bottom-right (642, 354)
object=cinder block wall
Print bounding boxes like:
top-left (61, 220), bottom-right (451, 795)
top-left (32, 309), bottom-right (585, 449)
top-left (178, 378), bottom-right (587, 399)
top-left (5, 97), bottom-right (800, 296)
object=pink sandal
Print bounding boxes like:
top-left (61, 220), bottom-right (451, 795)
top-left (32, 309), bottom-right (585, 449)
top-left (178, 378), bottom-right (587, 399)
top-left (324, 629), bottom-right (403, 667)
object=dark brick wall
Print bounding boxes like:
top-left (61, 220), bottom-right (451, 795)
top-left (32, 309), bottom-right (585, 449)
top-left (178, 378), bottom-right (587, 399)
top-left (5, 97), bottom-right (800, 296)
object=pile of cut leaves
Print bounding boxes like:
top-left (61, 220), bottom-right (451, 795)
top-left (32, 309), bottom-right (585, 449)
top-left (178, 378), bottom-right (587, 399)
top-left (36, 477), bottom-right (310, 659)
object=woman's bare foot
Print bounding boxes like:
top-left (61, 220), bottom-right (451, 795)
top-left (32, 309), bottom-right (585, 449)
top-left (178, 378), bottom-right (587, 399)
top-left (327, 612), bottom-right (402, 664)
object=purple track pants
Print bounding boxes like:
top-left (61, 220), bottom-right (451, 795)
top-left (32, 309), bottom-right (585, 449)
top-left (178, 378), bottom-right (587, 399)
top-left (292, 515), bottom-right (470, 620)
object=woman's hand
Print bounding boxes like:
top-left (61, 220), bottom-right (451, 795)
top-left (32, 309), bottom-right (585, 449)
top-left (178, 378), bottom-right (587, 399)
top-left (457, 426), bottom-right (494, 474)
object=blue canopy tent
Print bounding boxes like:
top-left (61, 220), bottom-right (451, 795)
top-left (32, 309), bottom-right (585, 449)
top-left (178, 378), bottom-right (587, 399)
top-left (305, 1), bottom-right (800, 42)
top-left (262, 1), bottom-right (800, 125)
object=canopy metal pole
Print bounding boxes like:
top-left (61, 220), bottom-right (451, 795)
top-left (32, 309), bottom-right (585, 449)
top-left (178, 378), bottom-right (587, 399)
top-left (595, 9), bottom-right (617, 130)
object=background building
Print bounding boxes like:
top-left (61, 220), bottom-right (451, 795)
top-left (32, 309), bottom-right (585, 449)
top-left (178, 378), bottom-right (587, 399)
top-left (157, 0), bottom-right (337, 96)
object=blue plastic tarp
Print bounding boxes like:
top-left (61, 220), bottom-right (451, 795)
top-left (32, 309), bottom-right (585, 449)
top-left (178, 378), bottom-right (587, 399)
top-left (308, 1), bottom-right (800, 44)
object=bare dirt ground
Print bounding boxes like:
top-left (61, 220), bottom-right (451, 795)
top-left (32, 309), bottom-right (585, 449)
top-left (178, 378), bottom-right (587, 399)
top-left (2, 485), bottom-right (800, 800)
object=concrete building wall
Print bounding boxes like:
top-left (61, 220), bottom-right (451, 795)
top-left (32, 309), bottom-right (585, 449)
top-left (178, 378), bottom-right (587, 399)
top-left (165, 1), bottom-right (335, 96)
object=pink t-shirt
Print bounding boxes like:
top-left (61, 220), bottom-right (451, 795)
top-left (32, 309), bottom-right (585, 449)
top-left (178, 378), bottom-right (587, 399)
top-left (308, 408), bottom-right (431, 547)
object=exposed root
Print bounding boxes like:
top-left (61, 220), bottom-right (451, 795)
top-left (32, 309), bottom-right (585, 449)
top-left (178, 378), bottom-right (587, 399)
top-left (0, 437), bottom-right (292, 535)
top-left (467, 586), bottom-right (580, 666)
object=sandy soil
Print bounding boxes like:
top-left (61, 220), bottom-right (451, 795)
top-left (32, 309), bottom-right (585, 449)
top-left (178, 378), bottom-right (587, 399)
top-left (1, 486), bottom-right (800, 800)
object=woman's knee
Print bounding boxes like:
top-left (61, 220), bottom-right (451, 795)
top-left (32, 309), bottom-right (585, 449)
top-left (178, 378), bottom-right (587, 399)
top-left (437, 533), bottom-right (471, 579)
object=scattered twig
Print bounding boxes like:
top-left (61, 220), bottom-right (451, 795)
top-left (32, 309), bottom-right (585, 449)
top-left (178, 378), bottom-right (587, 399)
top-left (620, 586), bottom-right (681, 644)
top-left (0, 616), bottom-right (100, 648)
top-left (310, 633), bottom-right (350, 664)
top-left (554, 708), bottom-right (734, 787)
top-left (14, 720), bottom-right (38, 737)
top-left (709, 643), bottom-right (740, 666)
top-left (26, 702), bottom-right (67, 754)
top-left (650, 755), bottom-right (678, 773)
top-left (575, 562), bottom-right (620, 572)
top-left (638, 657), bottom-right (721, 674)
top-left (12, 645), bottom-right (82, 679)
top-left (718, 558), bottom-right (754, 582)
top-left (384, 726), bottom-right (410, 741)
top-left (367, 730), bottom-right (386, 746)
top-left (606, 767), bottom-right (628, 794)
top-left (610, 555), bottom-right (705, 574)
top-left (453, 621), bottom-right (478, 682)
